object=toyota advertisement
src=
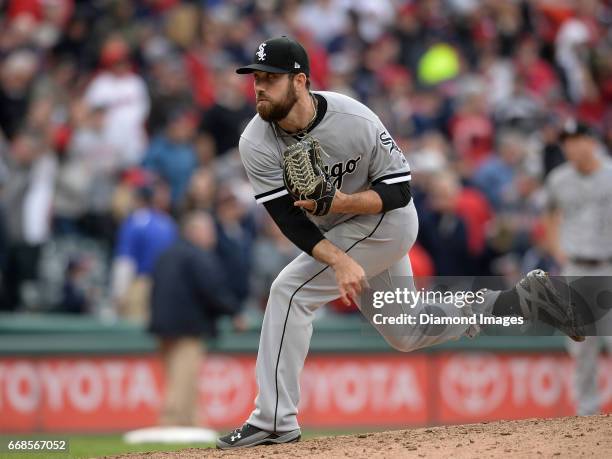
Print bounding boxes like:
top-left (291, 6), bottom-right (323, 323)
top-left (1, 353), bottom-right (611, 433)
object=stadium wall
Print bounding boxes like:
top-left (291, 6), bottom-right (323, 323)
top-left (1, 315), bottom-right (610, 432)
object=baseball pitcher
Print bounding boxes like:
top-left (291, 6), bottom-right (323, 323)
top-left (217, 37), bottom-right (590, 449)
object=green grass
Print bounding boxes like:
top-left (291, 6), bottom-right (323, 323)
top-left (0, 430), bottom-right (372, 459)
top-left (0, 435), bottom-right (212, 459)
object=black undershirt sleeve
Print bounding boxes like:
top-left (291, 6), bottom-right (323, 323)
top-left (263, 194), bottom-right (325, 256)
top-left (370, 181), bottom-right (412, 212)
top-left (264, 181), bottom-right (410, 254)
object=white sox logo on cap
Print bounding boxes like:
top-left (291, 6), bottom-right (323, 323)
top-left (236, 36), bottom-right (310, 76)
top-left (256, 43), bottom-right (267, 61)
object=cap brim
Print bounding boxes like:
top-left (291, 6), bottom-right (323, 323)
top-left (236, 63), bottom-right (291, 74)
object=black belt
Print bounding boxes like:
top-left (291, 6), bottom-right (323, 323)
top-left (569, 257), bottom-right (612, 267)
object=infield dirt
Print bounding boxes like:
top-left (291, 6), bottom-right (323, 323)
top-left (106, 414), bottom-right (611, 458)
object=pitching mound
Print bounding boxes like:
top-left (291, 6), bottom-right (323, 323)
top-left (107, 415), bottom-right (611, 458)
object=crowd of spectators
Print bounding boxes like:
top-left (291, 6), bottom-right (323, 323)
top-left (0, 0), bottom-right (611, 320)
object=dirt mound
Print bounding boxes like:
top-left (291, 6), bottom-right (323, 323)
top-left (107, 415), bottom-right (612, 459)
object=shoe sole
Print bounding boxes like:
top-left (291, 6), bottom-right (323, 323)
top-left (216, 431), bottom-right (301, 450)
top-left (261, 434), bottom-right (301, 446)
top-left (535, 271), bottom-right (585, 342)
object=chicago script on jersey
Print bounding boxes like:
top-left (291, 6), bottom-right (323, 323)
top-left (323, 156), bottom-right (362, 189)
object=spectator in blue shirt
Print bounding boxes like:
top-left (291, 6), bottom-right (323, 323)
top-left (213, 182), bottom-right (257, 305)
top-left (110, 183), bottom-right (177, 322)
top-left (471, 131), bottom-right (526, 211)
top-left (142, 108), bottom-right (198, 207)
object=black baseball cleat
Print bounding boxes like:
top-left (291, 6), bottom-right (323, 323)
top-left (515, 269), bottom-right (594, 341)
top-left (216, 423), bottom-right (301, 449)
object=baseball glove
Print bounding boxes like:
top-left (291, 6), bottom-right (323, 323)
top-left (282, 135), bottom-right (336, 216)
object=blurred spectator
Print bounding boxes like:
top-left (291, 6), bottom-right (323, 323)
top-left (84, 36), bottom-right (150, 168)
top-left (540, 117), bottom-right (566, 177)
top-left (349, 0), bottom-right (395, 44)
top-left (492, 77), bottom-right (544, 131)
top-left (199, 68), bottom-right (253, 156)
top-left (110, 182), bottom-right (177, 323)
top-left (194, 132), bottom-right (218, 167)
top-left (181, 167), bottom-right (217, 215)
top-left (293, 30), bottom-right (331, 90)
top-left (449, 78), bottom-right (494, 168)
top-left (514, 37), bottom-right (560, 103)
top-left (30, 57), bottom-right (77, 130)
top-left (297, 0), bottom-right (348, 47)
top-left (576, 73), bottom-right (607, 129)
top-left (472, 130), bottom-right (527, 211)
top-left (214, 181), bottom-right (257, 306)
top-left (3, 130), bottom-right (57, 310)
top-left (142, 107), bottom-right (198, 206)
top-left (150, 211), bottom-right (241, 427)
top-left (478, 47), bottom-right (514, 108)
top-left (555, 4), bottom-right (595, 103)
top-left (146, 56), bottom-right (193, 135)
top-left (52, 12), bottom-right (98, 70)
top-left (410, 88), bottom-right (452, 137)
top-left (251, 213), bottom-right (300, 309)
top-left (0, 51), bottom-right (39, 140)
top-left (54, 101), bottom-right (120, 239)
top-left (521, 220), bottom-right (560, 275)
top-left (55, 256), bottom-right (91, 314)
top-left (454, 183), bottom-right (493, 262)
top-left (418, 170), bottom-right (471, 275)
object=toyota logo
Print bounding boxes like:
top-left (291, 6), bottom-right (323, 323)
top-left (199, 357), bottom-right (253, 421)
top-left (440, 354), bottom-right (506, 415)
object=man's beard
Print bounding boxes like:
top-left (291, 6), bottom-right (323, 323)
top-left (257, 83), bottom-right (298, 122)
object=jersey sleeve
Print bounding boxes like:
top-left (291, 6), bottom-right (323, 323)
top-left (368, 117), bottom-right (411, 186)
top-left (239, 136), bottom-right (289, 204)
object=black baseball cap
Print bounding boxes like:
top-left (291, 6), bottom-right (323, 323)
top-left (236, 36), bottom-right (310, 76)
top-left (559, 120), bottom-right (593, 141)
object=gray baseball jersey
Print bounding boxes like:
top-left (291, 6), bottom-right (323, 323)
top-left (545, 158), bottom-right (612, 259)
top-left (239, 90), bottom-right (411, 231)
top-left (237, 90), bottom-right (497, 434)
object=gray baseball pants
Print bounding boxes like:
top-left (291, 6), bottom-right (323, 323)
top-left (247, 202), bottom-right (497, 432)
